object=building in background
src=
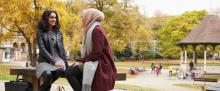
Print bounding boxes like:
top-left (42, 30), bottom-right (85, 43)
top-left (0, 27), bottom-right (27, 62)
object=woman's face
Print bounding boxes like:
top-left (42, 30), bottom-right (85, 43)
top-left (48, 12), bottom-right (56, 27)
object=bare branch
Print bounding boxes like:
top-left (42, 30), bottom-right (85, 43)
top-left (14, 20), bottom-right (30, 43)
top-left (27, 14), bottom-right (34, 22)
top-left (0, 23), bottom-right (19, 33)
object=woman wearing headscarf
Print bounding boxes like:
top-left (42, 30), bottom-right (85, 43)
top-left (65, 8), bottom-right (117, 91)
top-left (36, 10), bottom-right (68, 91)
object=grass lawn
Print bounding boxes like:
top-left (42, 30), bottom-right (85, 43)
top-left (53, 79), bottom-right (160, 91)
top-left (174, 84), bottom-right (202, 89)
top-left (0, 64), bottom-right (16, 80)
top-left (115, 84), bottom-right (159, 91)
top-left (201, 75), bottom-right (220, 79)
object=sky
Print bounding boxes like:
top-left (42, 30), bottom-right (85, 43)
top-left (132, 0), bottom-right (220, 17)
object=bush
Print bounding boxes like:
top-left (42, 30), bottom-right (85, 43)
top-left (141, 51), bottom-right (156, 59)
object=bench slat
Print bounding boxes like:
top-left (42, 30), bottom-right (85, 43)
top-left (116, 73), bottom-right (126, 81)
top-left (194, 78), bottom-right (205, 81)
top-left (10, 67), bottom-right (126, 81)
top-left (205, 79), bottom-right (218, 82)
top-left (194, 78), bottom-right (218, 82)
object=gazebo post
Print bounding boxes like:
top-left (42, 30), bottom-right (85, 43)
top-left (212, 45), bottom-right (216, 63)
top-left (184, 46), bottom-right (188, 70)
top-left (180, 46), bottom-right (184, 78)
top-left (180, 46), bottom-right (184, 67)
top-left (204, 45), bottom-right (207, 72)
top-left (192, 45), bottom-right (196, 65)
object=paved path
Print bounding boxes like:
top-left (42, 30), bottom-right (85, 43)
top-left (116, 69), bottom-right (201, 91)
top-left (0, 81), bottom-right (5, 91)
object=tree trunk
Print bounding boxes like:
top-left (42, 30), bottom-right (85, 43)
top-left (32, 37), bottom-right (37, 67)
top-left (27, 41), bottom-right (33, 66)
top-left (32, 0), bottom-right (39, 67)
top-left (15, 22), bottom-right (35, 66)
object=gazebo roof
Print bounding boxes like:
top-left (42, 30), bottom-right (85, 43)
top-left (178, 15), bottom-right (220, 45)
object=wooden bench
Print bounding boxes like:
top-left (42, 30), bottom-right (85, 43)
top-left (194, 78), bottom-right (218, 82)
top-left (10, 67), bottom-right (38, 91)
top-left (194, 78), bottom-right (218, 91)
top-left (10, 67), bottom-right (126, 91)
top-left (204, 73), bottom-right (220, 75)
top-left (202, 73), bottom-right (220, 91)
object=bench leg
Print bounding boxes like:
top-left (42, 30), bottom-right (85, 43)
top-left (23, 76), bottom-right (39, 91)
top-left (201, 82), bottom-right (206, 91)
top-left (32, 77), bottom-right (39, 91)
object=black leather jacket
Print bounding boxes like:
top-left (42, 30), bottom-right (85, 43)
top-left (36, 29), bottom-right (68, 66)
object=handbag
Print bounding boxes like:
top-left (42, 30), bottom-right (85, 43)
top-left (5, 74), bottom-right (33, 91)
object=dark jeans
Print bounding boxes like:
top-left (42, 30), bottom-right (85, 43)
top-left (65, 65), bottom-right (83, 91)
top-left (39, 69), bottom-right (65, 91)
top-left (169, 71), bottom-right (172, 77)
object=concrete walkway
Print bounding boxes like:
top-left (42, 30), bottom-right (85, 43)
top-left (116, 69), bottom-right (201, 91)
top-left (0, 81), bottom-right (5, 91)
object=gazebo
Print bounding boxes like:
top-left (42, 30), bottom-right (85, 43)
top-left (177, 15), bottom-right (220, 72)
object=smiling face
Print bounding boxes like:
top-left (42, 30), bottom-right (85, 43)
top-left (48, 12), bottom-right (56, 27)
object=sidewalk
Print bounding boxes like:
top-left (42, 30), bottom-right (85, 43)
top-left (116, 69), bottom-right (200, 91)
top-left (0, 80), bottom-right (5, 91)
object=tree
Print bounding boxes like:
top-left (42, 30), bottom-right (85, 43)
top-left (102, 0), bottom-right (153, 52)
top-left (0, 0), bottom-right (72, 66)
top-left (157, 10), bottom-right (207, 58)
top-left (64, 0), bottom-right (86, 59)
top-left (0, 0), bottom-right (154, 63)
top-left (88, 0), bottom-right (117, 11)
top-left (146, 11), bottom-right (168, 38)
top-left (0, 0), bottom-right (40, 66)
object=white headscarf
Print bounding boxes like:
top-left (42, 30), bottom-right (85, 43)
top-left (80, 8), bottom-right (105, 91)
top-left (81, 8), bottom-right (105, 57)
top-left (81, 8), bottom-right (105, 34)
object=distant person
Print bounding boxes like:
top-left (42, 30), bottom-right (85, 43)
top-left (159, 64), bottom-right (163, 74)
top-left (155, 65), bottom-right (160, 76)
top-left (189, 61), bottom-right (194, 71)
top-left (168, 65), bottom-right (173, 77)
top-left (151, 63), bottom-right (155, 74)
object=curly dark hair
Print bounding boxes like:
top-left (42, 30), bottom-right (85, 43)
top-left (37, 9), bottom-right (60, 32)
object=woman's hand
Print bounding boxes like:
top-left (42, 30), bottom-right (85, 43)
top-left (75, 62), bottom-right (81, 65)
top-left (55, 61), bottom-right (65, 68)
top-left (76, 58), bottom-right (86, 63)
